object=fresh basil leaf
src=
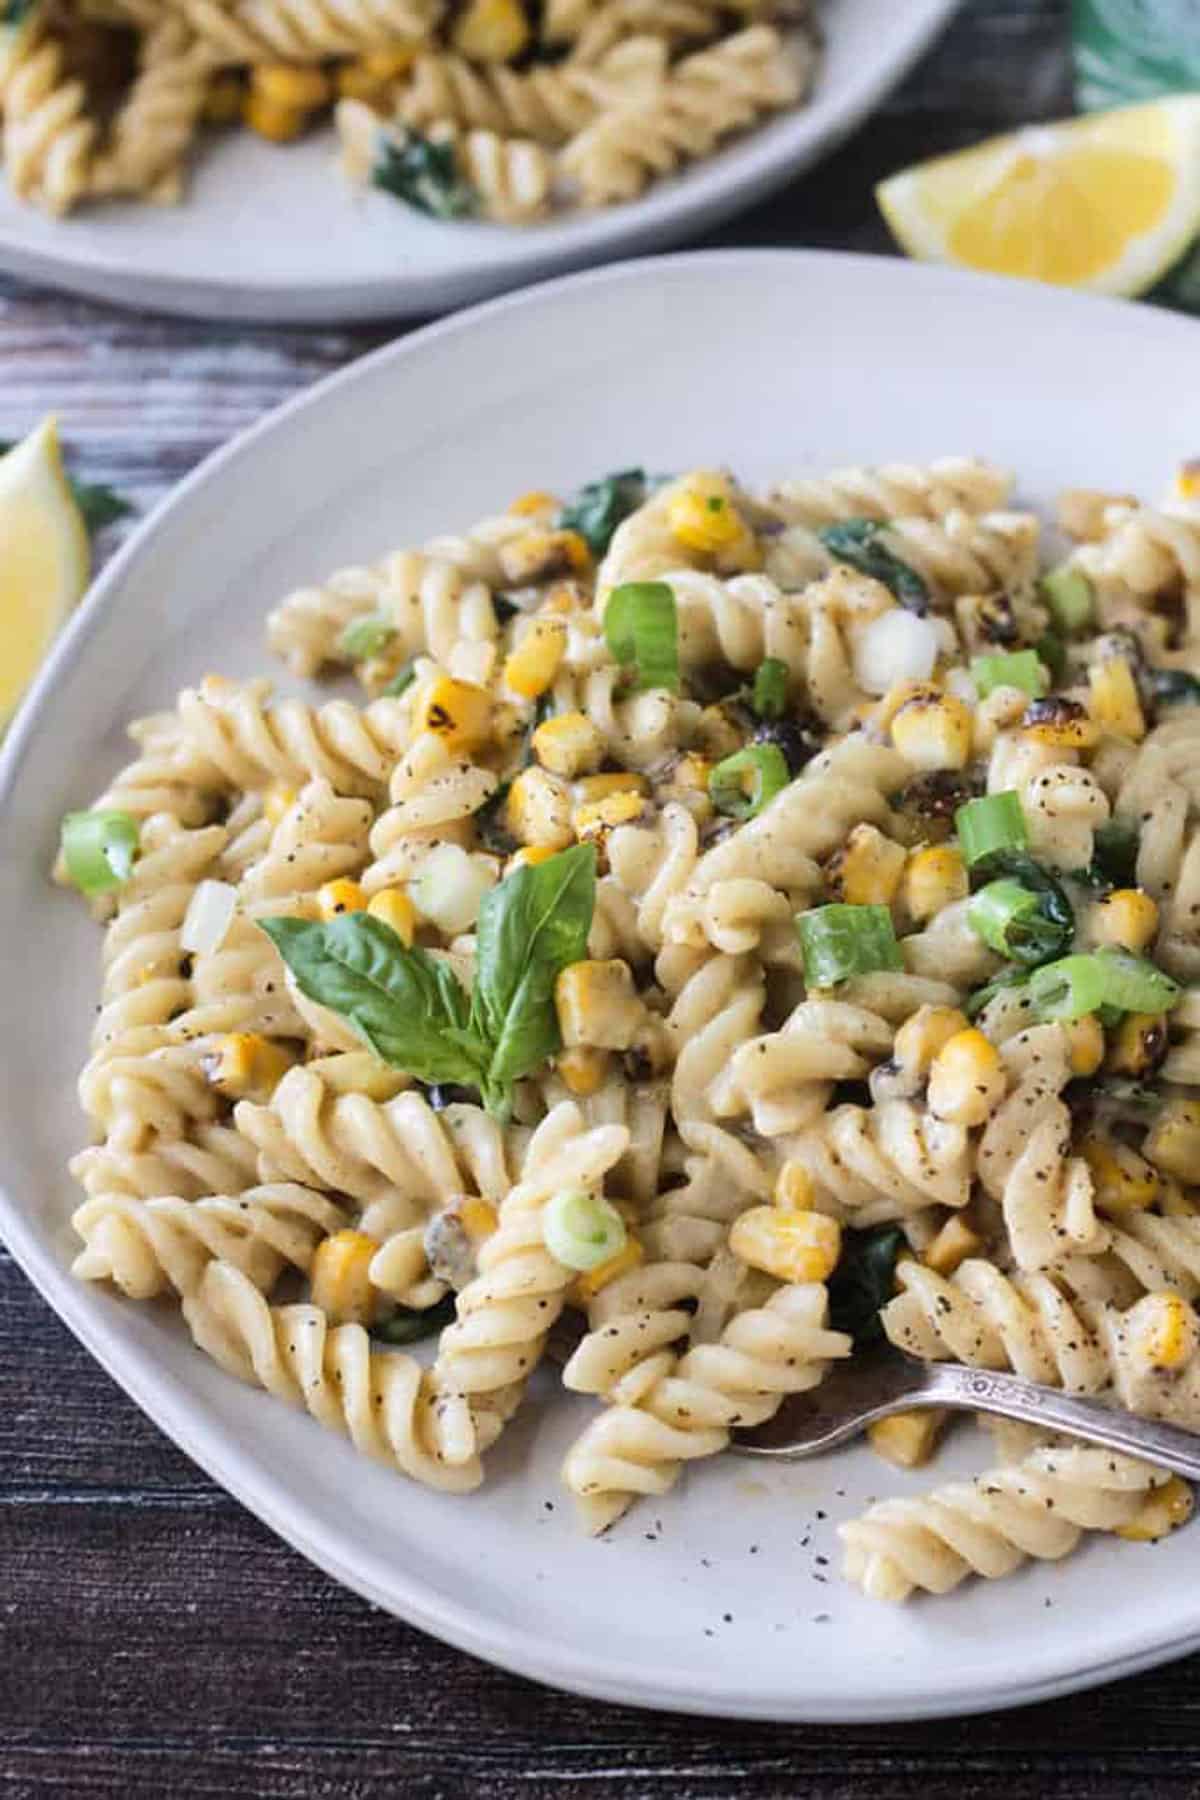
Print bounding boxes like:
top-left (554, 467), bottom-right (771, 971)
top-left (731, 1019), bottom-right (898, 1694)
top-left (372, 129), bottom-right (475, 220)
top-left (818, 518), bottom-right (930, 613)
top-left (471, 843), bottom-right (597, 1097)
top-left (259, 914), bottom-right (486, 1090)
top-left (0, 436), bottom-right (132, 533)
top-left (604, 580), bottom-right (679, 692)
top-left (559, 469), bottom-right (648, 558)
top-left (827, 1225), bottom-right (905, 1345)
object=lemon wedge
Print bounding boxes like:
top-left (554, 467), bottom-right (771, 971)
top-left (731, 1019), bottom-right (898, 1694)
top-left (0, 417), bottom-right (91, 731)
top-left (877, 96), bottom-right (1200, 297)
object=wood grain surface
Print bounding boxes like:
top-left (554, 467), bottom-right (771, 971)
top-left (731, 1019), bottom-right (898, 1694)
top-left (6, 2), bottom-right (1199, 1793)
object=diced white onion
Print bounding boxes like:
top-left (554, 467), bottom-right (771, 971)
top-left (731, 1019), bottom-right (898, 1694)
top-left (410, 844), bottom-right (497, 936)
top-left (181, 879), bottom-right (237, 957)
top-left (854, 608), bottom-right (942, 696)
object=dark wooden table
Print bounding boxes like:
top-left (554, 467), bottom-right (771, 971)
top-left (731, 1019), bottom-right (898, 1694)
top-left (8, 2), bottom-right (1200, 1793)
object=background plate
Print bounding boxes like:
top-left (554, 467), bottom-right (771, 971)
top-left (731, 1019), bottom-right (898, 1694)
top-left (0, 3), bottom-right (957, 322)
top-left (3, 250), bottom-right (1199, 1721)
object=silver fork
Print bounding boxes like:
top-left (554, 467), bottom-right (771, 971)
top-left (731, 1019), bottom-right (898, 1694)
top-left (734, 1342), bottom-right (1200, 1478)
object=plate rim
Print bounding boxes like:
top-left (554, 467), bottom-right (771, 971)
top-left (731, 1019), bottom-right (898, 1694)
top-left (0, 1), bottom-right (960, 323)
top-left (6, 247), bottom-right (1200, 1721)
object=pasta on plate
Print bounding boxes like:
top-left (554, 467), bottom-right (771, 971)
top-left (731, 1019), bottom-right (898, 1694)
top-left (57, 452), bottom-right (1200, 1602)
top-left (0, 0), bottom-right (817, 221)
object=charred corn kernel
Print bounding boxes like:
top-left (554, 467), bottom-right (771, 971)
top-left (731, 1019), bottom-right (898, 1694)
top-left (242, 91), bottom-right (309, 141)
top-left (251, 63), bottom-right (332, 109)
top-left (555, 959), bottom-right (643, 1051)
top-left (505, 766), bottom-right (574, 850)
top-left (412, 674), bottom-right (492, 751)
top-left (1106, 1010), bottom-right (1169, 1078)
top-left (366, 887), bottom-right (416, 945)
top-left (572, 1234), bottom-right (645, 1303)
top-left (207, 1032), bottom-right (297, 1103)
top-left (729, 1206), bottom-right (842, 1284)
top-left (1091, 887), bottom-right (1159, 954)
top-left (894, 1005), bottom-right (970, 1078)
top-left (1080, 1133), bottom-right (1159, 1214)
top-left (263, 782), bottom-right (297, 827)
top-left (1115, 1475), bottom-right (1194, 1542)
top-left (1128, 1290), bottom-right (1198, 1373)
top-left (458, 1197), bottom-right (499, 1244)
top-left (310, 1229), bottom-right (379, 1327)
top-left (1145, 1100), bottom-right (1200, 1182)
top-left (318, 878), bottom-right (366, 920)
top-left (508, 488), bottom-right (557, 517)
top-left (1064, 1013), bottom-right (1106, 1078)
top-left (825, 822), bottom-right (907, 907)
top-left (889, 688), bottom-right (972, 772)
top-left (1089, 655), bottom-right (1147, 742)
top-left (774, 1159), bottom-right (815, 1211)
top-left (574, 771), bottom-right (648, 804)
top-left (923, 1215), bottom-right (984, 1277)
top-left (1021, 695), bottom-right (1099, 750)
top-left (498, 528), bottom-right (590, 585)
top-left (574, 788), bottom-right (646, 844)
top-left (204, 72), bottom-right (244, 124)
top-left (867, 1410), bottom-right (945, 1469)
top-left (452, 0), bottom-right (530, 60)
top-left (927, 1027), bottom-right (1005, 1126)
top-left (556, 1045), bottom-right (612, 1096)
top-left (505, 845), bottom-right (557, 874)
top-left (668, 475), bottom-right (758, 565)
top-left (533, 710), bottom-right (604, 779)
top-left (503, 617), bottom-right (567, 699)
top-left (899, 843), bottom-right (968, 923)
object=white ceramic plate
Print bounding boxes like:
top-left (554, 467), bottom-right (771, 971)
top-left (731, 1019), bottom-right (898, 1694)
top-left (0, 3), bottom-right (956, 323)
top-left (4, 250), bottom-right (1200, 1722)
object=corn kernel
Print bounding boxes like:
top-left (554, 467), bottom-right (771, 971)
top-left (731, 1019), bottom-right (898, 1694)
top-left (693, 703), bottom-right (745, 760)
top-left (367, 887), bottom-right (416, 946)
top-left (242, 91), bottom-right (309, 142)
top-left (574, 788), bottom-right (646, 844)
top-left (890, 688), bottom-right (973, 772)
top-left (672, 753), bottom-right (714, 794)
top-left (825, 822), bottom-right (907, 907)
top-left (204, 72), bottom-right (244, 125)
top-left (498, 529), bottom-right (590, 585)
top-left (555, 959), bottom-right (643, 1051)
top-left (318, 878), bottom-right (366, 920)
top-left (1090, 887), bottom-right (1159, 954)
top-left (556, 1045), bottom-right (612, 1096)
top-left (900, 844), bottom-right (968, 923)
top-left (503, 618), bottom-right (567, 699)
top-left (506, 766), bottom-right (574, 850)
top-left (572, 1235), bottom-right (645, 1303)
top-left (1145, 1101), bottom-right (1200, 1182)
top-left (729, 1206), bottom-right (842, 1284)
top-left (505, 845), bottom-right (557, 874)
top-left (894, 1005), bottom-right (970, 1078)
top-left (251, 63), bottom-right (332, 110)
top-left (1115, 1475), bottom-right (1194, 1542)
top-left (1021, 696), bottom-right (1099, 750)
top-left (1064, 1013), bottom-right (1105, 1078)
top-left (458, 1197), bottom-right (499, 1244)
top-left (1080, 1134), bottom-right (1159, 1214)
top-left (533, 710), bottom-right (604, 779)
top-left (310, 1229), bottom-right (379, 1327)
top-left (452, 0), bottom-right (531, 61)
top-left (774, 1159), bottom-right (815, 1211)
top-left (927, 1027), bottom-right (1005, 1126)
top-left (668, 475), bottom-right (759, 567)
top-left (412, 675), bottom-right (492, 751)
top-left (867, 1410), bottom-right (946, 1469)
top-left (508, 489), bottom-right (558, 517)
top-left (1106, 1010), bottom-right (1169, 1078)
top-left (574, 771), bottom-right (649, 804)
top-left (263, 782), bottom-right (297, 827)
top-left (1088, 656), bottom-right (1147, 742)
top-left (206, 1032), bottom-right (297, 1103)
top-left (923, 1215), bottom-right (983, 1277)
top-left (363, 47), bottom-right (419, 80)
top-left (1128, 1290), bottom-right (1198, 1373)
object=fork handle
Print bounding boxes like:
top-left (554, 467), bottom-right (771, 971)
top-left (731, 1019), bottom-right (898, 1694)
top-left (922, 1362), bottom-right (1200, 1482)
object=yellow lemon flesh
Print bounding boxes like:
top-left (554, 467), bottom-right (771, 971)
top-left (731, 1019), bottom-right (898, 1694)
top-left (877, 96), bottom-right (1200, 297)
top-left (0, 417), bottom-right (91, 731)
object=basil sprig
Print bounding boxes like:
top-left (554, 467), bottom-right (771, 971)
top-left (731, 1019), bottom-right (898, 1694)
top-left (260, 843), bottom-right (596, 1119)
top-left (372, 128), bottom-right (475, 219)
top-left (818, 518), bottom-right (930, 613)
top-left (827, 1225), bottom-right (905, 1345)
top-left (559, 469), bottom-right (649, 558)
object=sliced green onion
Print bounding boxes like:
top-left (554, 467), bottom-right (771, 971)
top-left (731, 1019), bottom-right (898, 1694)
top-left (1030, 948), bottom-right (1180, 1022)
top-left (1040, 565), bottom-right (1094, 633)
top-left (970, 649), bottom-right (1048, 701)
top-left (603, 580), bottom-right (679, 693)
top-left (709, 744), bottom-right (790, 820)
top-left (1029, 953), bottom-right (1109, 1021)
top-left (60, 809), bottom-right (140, 896)
top-left (967, 878), bottom-right (1069, 966)
top-left (382, 660), bottom-right (417, 698)
top-left (1091, 948), bottom-right (1179, 1015)
top-left (1035, 631), bottom-right (1067, 686)
top-left (372, 1292), bottom-right (456, 1344)
top-left (542, 1190), bottom-right (627, 1271)
top-left (956, 791), bottom-right (1028, 867)
top-left (1090, 818), bottom-right (1139, 888)
top-left (751, 657), bottom-right (789, 720)
top-left (965, 967), bottom-right (1031, 1019)
top-left (797, 904), bottom-right (903, 987)
top-left (339, 613), bottom-right (396, 662)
